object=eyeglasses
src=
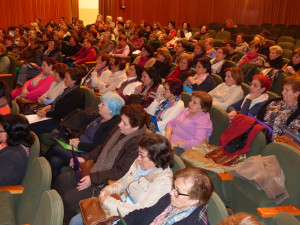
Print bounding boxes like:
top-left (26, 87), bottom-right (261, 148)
top-left (172, 182), bottom-right (189, 198)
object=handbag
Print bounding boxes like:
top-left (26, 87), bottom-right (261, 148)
top-left (80, 160), bottom-right (95, 177)
top-left (205, 147), bottom-right (240, 166)
top-left (15, 97), bottom-right (38, 114)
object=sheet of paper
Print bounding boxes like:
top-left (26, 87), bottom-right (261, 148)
top-left (25, 114), bottom-right (51, 124)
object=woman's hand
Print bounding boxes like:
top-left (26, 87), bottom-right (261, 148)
top-left (69, 157), bottom-right (85, 168)
top-left (37, 108), bottom-right (47, 118)
top-left (21, 88), bottom-right (29, 97)
top-left (171, 141), bottom-right (186, 148)
top-left (99, 190), bottom-right (110, 203)
top-left (185, 76), bottom-right (194, 86)
top-left (77, 175), bottom-right (91, 191)
top-left (134, 85), bottom-right (143, 94)
top-left (284, 66), bottom-right (295, 75)
top-left (248, 92), bottom-right (261, 100)
top-left (228, 111), bottom-right (237, 117)
top-left (69, 138), bottom-right (80, 148)
top-left (38, 97), bottom-right (46, 104)
top-left (156, 91), bottom-right (164, 102)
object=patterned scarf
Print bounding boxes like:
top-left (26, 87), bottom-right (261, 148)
top-left (239, 52), bottom-right (259, 66)
top-left (154, 95), bottom-right (181, 121)
top-left (82, 66), bottom-right (109, 88)
top-left (50, 85), bottom-right (78, 111)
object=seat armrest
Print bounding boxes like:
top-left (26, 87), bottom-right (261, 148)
top-left (218, 172), bottom-right (233, 181)
top-left (0, 185), bottom-right (24, 194)
top-left (257, 206), bottom-right (300, 218)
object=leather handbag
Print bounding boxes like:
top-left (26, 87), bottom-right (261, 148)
top-left (205, 147), bottom-right (240, 166)
top-left (80, 160), bottom-right (95, 177)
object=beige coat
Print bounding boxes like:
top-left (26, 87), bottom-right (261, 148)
top-left (133, 56), bottom-right (156, 68)
top-left (102, 160), bottom-right (173, 216)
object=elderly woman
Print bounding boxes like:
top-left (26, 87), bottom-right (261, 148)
top-left (11, 57), bottom-right (56, 100)
top-left (132, 67), bottom-right (163, 108)
top-left (257, 77), bottom-right (300, 140)
top-left (54, 104), bottom-right (149, 223)
top-left (70, 133), bottom-right (174, 225)
top-left (81, 52), bottom-right (111, 89)
top-left (238, 41), bottom-right (266, 66)
top-left (228, 74), bottom-right (271, 117)
top-left (110, 35), bottom-right (130, 58)
top-left (133, 44), bottom-right (156, 68)
top-left (0, 114), bottom-right (34, 185)
top-left (63, 34), bottom-right (82, 57)
top-left (153, 48), bottom-right (173, 80)
top-left (265, 45), bottom-right (285, 69)
top-left (147, 32), bottom-right (161, 52)
top-left (210, 47), bottom-right (231, 80)
top-left (236, 33), bottom-right (249, 52)
top-left (165, 91), bottom-right (213, 156)
top-left (146, 78), bottom-right (185, 135)
top-left (129, 30), bottom-right (144, 51)
top-left (185, 58), bottom-right (216, 92)
top-left (225, 40), bottom-right (242, 64)
top-left (37, 40), bottom-right (62, 64)
top-left (117, 168), bottom-right (214, 225)
top-left (168, 53), bottom-right (194, 83)
top-left (45, 92), bottom-right (125, 181)
top-left (192, 41), bottom-right (206, 68)
top-left (204, 38), bottom-right (217, 58)
top-left (0, 44), bottom-right (10, 74)
top-left (209, 67), bottom-right (244, 111)
top-left (171, 39), bottom-right (188, 64)
top-left (0, 81), bottom-right (12, 115)
top-left (37, 63), bottom-right (68, 106)
top-left (284, 48), bottom-right (300, 75)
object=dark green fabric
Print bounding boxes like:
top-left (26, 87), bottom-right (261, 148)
top-left (0, 191), bottom-right (16, 225)
top-left (208, 192), bottom-right (229, 225)
top-left (273, 212), bottom-right (300, 225)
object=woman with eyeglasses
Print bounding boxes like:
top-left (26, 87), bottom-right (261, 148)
top-left (116, 167), bottom-right (214, 225)
top-left (69, 133), bottom-right (173, 225)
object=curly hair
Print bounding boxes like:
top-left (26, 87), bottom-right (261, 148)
top-left (120, 104), bottom-right (150, 128)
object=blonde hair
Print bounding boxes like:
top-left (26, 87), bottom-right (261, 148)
top-left (157, 48), bottom-right (172, 64)
top-left (219, 212), bottom-right (263, 225)
top-left (270, 45), bottom-right (283, 56)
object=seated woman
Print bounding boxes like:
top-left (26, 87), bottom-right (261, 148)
top-left (132, 67), bottom-right (163, 108)
top-left (54, 104), bottom-right (149, 223)
top-left (147, 32), bottom-right (161, 52)
top-left (81, 52), bottom-right (111, 89)
top-left (165, 91), bottom-right (213, 156)
top-left (204, 38), bottom-right (217, 58)
top-left (236, 33), bottom-right (249, 52)
top-left (190, 25), bottom-right (210, 43)
top-left (11, 57), bottom-right (57, 101)
top-left (63, 34), bottom-right (82, 58)
top-left (37, 40), bottom-right (62, 66)
top-left (0, 81), bottom-right (12, 115)
top-left (0, 44), bottom-right (10, 74)
top-left (257, 76), bottom-right (300, 141)
top-left (153, 22), bottom-right (162, 39)
top-left (192, 41), bottom-right (206, 68)
top-left (30, 66), bottom-right (85, 135)
top-left (209, 67), bottom-right (244, 111)
top-left (45, 92), bottom-right (125, 182)
top-left (171, 39), bottom-right (188, 64)
top-left (210, 47), bottom-right (232, 80)
top-left (225, 40), bottom-right (242, 64)
top-left (0, 114), bottom-right (34, 185)
top-left (166, 30), bottom-right (186, 50)
top-left (168, 53), bottom-right (194, 83)
top-left (152, 48), bottom-right (173, 80)
top-left (109, 35), bottom-right (130, 58)
top-left (284, 48), bottom-right (300, 75)
top-left (265, 45), bottom-right (285, 69)
top-left (146, 78), bottom-right (185, 135)
top-left (70, 133), bottom-right (174, 225)
top-left (182, 22), bottom-right (192, 39)
top-left (133, 44), bottom-right (156, 68)
top-left (228, 74), bottom-right (271, 117)
top-left (238, 41), bottom-right (266, 66)
top-left (38, 63), bottom-right (68, 106)
top-left (185, 58), bottom-right (216, 92)
top-left (129, 30), bottom-right (145, 51)
top-left (117, 167), bottom-right (214, 225)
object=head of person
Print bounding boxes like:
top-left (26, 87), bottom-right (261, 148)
top-left (141, 67), bottom-right (160, 87)
top-left (182, 22), bottom-right (191, 32)
top-left (125, 20), bottom-right (132, 28)
top-left (157, 48), bottom-right (172, 64)
top-left (106, 15), bottom-right (112, 23)
top-left (69, 34), bottom-right (80, 46)
top-left (260, 30), bottom-right (270, 40)
top-left (52, 63), bottom-right (68, 82)
top-left (250, 74), bottom-right (271, 96)
top-left (200, 25), bottom-right (208, 34)
top-left (41, 57), bottom-right (57, 74)
top-left (176, 40), bottom-right (188, 54)
top-left (127, 64), bottom-right (144, 80)
top-left (188, 91), bottom-right (212, 116)
top-left (248, 40), bottom-right (261, 55)
top-left (282, 77), bottom-right (300, 105)
top-left (224, 67), bottom-right (244, 87)
top-left (0, 43), bottom-right (6, 55)
top-left (46, 23), bottom-right (55, 32)
top-left (0, 81), bottom-right (12, 108)
top-left (204, 38), bottom-right (215, 51)
top-left (48, 40), bottom-right (62, 52)
top-left (134, 30), bottom-right (143, 39)
top-left (148, 32), bottom-right (158, 42)
top-left (118, 104), bottom-right (149, 135)
top-left (292, 48), bottom-right (300, 66)
top-left (64, 67), bottom-right (83, 87)
top-left (83, 37), bottom-right (93, 49)
top-left (225, 40), bottom-right (237, 52)
top-left (53, 31), bottom-right (63, 41)
top-left (171, 168), bottom-right (214, 210)
top-left (99, 91), bottom-right (125, 118)
top-left (194, 41), bottom-right (205, 56)
top-left (254, 35), bottom-right (264, 45)
top-left (145, 24), bottom-right (153, 33)
top-left (28, 30), bottom-right (37, 39)
top-left (178, 53), bottom-right (193, 71)
top-left (215, 47), bottom-right (230, 62)
top-left (269, 45), bottom-right (282, 60)
top-left (0, 114), bottom-right (34, 147)
top-left (88, 30), bottom-right (97, 39)
top-left (153, 22), bottom-right (162, 31)
top-left (4, 34), bottom-right (13, 46)
top-left (236, 33), bottom-right (246, 44)
top-left (29, 37), bottom-right (40, 50)
top-left (140, 44), bottom-right (154, 58)
top-left (163, 78), bottom-right (183, 100)
top-left (42, 32), bottom-right (51, 42)
top-left (137, 133), bottom-right (173, 170)
top-left (116, 17), bottom-right (123, 23)
top-left (176, 29), bottom-right (185, 38)
top-left (102, 32), bottom-right (112, 43)
top-left (110, 58), bottom-right (126, 73)
top-left (219, 212), bottom-right (263, 225)
top-left (195, 58), bottom-right (211, 75)
top-left (168, 21), bottom-right (175, 30)
top-left (96, 52), bottom-right (110, 68)
top-left (118, 35), bottom-right (128, 47)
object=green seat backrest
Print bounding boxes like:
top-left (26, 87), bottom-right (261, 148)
top-left (11, 100), bottom-right (20, 114)
top-left (181, 92), bottom-right (191, 107)
top-left (80, 86), bottom-right (96, 109)
top-left (269, 72), bottom-right (286, 96)
top-left (278, 36), bottom-right (295, 44)
top-left (267, 91), bottom-right (280, 100)
top-left (17, 157), bottom-right (51, 224)
top-left (215, 31), bottom-right (231, 42)
top-left (172, 154), bottom-right (186, 174)
top-left (211, 73), bottom-right (223, 85)
top-left (208, 192), bottom-right (229, 225)
top-left (273, 212), bottom-right (300, 225)
top-left (93, 46), bottom-right (100, 56)
top-left (31, 190), bottom-right (64, 225)
top-left (7, 54), bottom-right (17, 77)
top-left (278, 42), bottom-right (295, 50)
top-left (245, 131), bottom-right (266, 157)
top-left (241, 82), bottom-right (250, 96)
top-left (282, 49), bottom-right (293, 60)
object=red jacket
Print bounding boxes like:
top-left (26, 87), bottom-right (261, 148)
top-left (74, 47), bottom-right (97, 64)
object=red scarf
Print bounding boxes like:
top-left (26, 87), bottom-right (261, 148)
top-left (138, 57), bottom-right (150, 67)
top-left (168, 67), bottom-right (189, 79)
top-left (239, 53), bottom-right (259, 66)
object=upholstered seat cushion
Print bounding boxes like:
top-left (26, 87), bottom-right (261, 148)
top-left (0, 191), bottom-right (16, 225)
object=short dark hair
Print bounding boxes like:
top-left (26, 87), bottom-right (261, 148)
top-left (138, 133), bottom-right (174, 169)
top-left (141, 44), bottom-right (154, 57)
top-left (226, 40), bottom-right (236, 49)
top-left (88, 30), bottom-right (97, 39)
top-left (52, 63), bottom-right (68, 80)
top-left (84, 37), bottom-right (93, 46)
top-left (0, 114), bottom-right (34, 147)
top-left (196, 57), bottom-right (211, 74)
top-left (219, 47), bottom-right (230, 59)
top-left (71, 34), bottom-right (80, 44)
top-left (165, 78), bottom-right (183, 96)
top-left (237, 33), bottom-right (247, 42)
top-left (20, 36), bottom-right (29, 46)
top-left (169, 21), bottom-right (175, 28)
top-left (52, 40), bottom-right (62, 51)
top-left (113, 58), bottom-right (126, 70)
top-left (137, 30), bottom-right (144, 38)
top-left (131, 64), bottom-right (144, 80)
top-left (191, 91), bottom-right (212, 112)
top-left (43, 57), bottom-right (57, 66)
top-left (66, 67), bottom-right (83, 85)
top-left (177, 39), bottom-right (188, 50)
top-left (98, 52), bottom-right (110, 67)
top-left (0, 81), bottom-right (12, 108)
top-left (144, 67), bottom-right (161, 86)
top-left (118, 34), bottom-right (128, 42)
top-left (174, 168), bottom-right (214, 206)
top-left (120, 104), bottom-right (149, 128)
